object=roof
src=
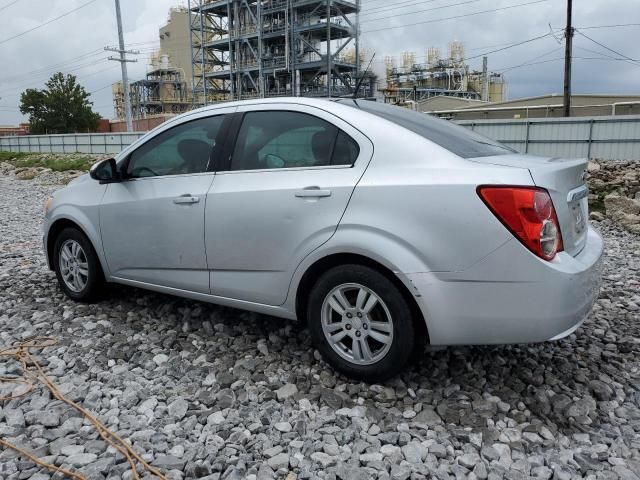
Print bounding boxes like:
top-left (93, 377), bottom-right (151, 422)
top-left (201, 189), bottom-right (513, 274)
top-left (417, 95), bottom-right (486, 112)
top-left (460, 93), bottom-right (640, 109)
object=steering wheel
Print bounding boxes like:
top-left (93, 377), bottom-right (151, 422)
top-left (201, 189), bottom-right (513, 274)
top-left (131, 166), bottom-right (159, 177)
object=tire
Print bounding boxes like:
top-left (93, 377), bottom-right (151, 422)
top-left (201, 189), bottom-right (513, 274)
top-left (52, 227), bottom-right (104, 303)
top-left (307, 264), bottom-right (417, 382)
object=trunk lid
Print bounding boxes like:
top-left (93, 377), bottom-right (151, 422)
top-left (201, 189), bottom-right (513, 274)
top-left (470, 154), bottom-right (589, 256)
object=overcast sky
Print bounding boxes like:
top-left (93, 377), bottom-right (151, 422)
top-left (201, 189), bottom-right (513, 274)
top-left (0, 0), bottom-right (638, 125)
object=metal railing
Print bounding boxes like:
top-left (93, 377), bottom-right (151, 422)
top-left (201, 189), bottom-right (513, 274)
top-left (0, 133), bottom-right (144, 155)
top-left (457, 115), bottom-right (640, 160)
top-left (2, 115), bottom-right (639, 161)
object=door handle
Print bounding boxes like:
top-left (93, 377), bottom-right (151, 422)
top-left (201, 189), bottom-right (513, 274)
top-left (295, 187), bottom-right (332, 198)
top-left (173, 194), bottom-right (200, 205)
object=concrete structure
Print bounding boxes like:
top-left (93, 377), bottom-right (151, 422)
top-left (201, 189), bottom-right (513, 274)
top-left (430, 94), bottom-right (640, 120)
top-left (159, 8), bottom-right (195, 90)
top-left (382, 42), bottom-right (506, 105)
top-left (188, 0), bottom-right (363, 103)
top-left (112, 8), bottom-right (195, 122)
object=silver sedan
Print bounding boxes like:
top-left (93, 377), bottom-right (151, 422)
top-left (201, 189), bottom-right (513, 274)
top-left (43, 98), bottom-right (603, 381)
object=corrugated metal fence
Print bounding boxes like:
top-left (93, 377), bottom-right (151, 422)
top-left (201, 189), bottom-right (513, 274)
top-left (1, 115), bottom-right (639, 160)
top-left (0, 132), bottom-right (144, 155)
top-left (458, 115), bottom-right (640, 160)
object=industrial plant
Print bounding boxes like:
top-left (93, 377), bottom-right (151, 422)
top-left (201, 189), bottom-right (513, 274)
top-left (382, 42), bottom-right (506, 105)
top-left (187, 0), bottom-right (367, 102)
top-left (109, 3), bottom-right (507, 125)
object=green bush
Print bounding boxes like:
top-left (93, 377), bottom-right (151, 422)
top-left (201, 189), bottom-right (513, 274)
top-left (0, 152), bottom-right (94, 172)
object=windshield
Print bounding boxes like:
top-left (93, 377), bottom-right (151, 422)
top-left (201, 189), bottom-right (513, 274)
top-left (336, 99), bottom-right (515, 159)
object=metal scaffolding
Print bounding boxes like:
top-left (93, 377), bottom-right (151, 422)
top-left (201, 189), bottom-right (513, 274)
top-left (187, 0), bottom-right (361, 104)
top-left (113, 61), bottom-right (192, 120)
top-left (382, 42), bottom-right (506, 105)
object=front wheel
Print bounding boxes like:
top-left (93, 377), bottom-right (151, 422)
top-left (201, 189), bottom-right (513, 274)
top-left (307, 265), bottom-right (417, 382)
top-left (53, 228), bottom-right (104, 302)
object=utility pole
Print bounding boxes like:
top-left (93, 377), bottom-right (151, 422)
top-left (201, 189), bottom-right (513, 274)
top-left (563, 0), bottom-right (574, 117)
top-left (106, 0), bottom-right (138, 132)
top-left (481, 56), bottom-right (489, 102)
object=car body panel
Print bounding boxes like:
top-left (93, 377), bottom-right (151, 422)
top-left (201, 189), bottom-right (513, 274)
top-left (43, 177), bottom-right (109, 274)
top-left (205, 102), bottom-right (374, 306)
top-left (407, 226), bottom-right (603, 345)
top-left (100, 172), bottom-right (215, 293)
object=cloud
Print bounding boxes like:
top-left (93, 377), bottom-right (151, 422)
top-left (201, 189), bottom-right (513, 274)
top-left (0, 0), bottom-right (638, 126)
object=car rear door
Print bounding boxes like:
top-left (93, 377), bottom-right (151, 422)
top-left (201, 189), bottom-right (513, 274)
top-left (100, 108), bottom-right (235, 293)
top-left (205, 103), bottom-right (373, 306)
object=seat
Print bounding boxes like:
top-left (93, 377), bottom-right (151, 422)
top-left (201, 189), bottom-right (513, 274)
top-left (177, 139), bottom-right (212, 173)
top-left (311, 130), bottom-right (336, 166)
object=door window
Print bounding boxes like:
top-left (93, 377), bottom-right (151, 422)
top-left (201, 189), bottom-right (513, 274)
top-left (127, 115), bottom-right (226, 178)
top-left (230, 111), bottom-right (359, 171)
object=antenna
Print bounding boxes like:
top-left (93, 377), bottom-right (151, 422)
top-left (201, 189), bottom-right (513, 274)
top-left (353, 53), bottom-right (376, 99)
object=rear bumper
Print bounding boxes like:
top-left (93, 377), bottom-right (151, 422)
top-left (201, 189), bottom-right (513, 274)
top-left (407, 226), bottom-right (603, 346)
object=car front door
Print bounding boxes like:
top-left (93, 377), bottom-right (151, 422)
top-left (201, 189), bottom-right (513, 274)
top-left (100, 109), bottom-right (235, 293)
top-left (205, 104), bottom-right (373, 305)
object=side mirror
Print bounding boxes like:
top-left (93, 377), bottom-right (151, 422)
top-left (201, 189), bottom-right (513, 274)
top-left (90, 158), bottom-right (120, 184)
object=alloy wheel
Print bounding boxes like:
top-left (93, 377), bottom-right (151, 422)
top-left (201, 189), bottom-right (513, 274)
top-left (321, 283), bottom-right (394, 366)
top-left (59, 239), bottom-right (89, 293)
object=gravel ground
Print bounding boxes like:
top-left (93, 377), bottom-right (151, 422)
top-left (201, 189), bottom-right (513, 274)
top-left (0, 174), bottom-right (639, 480)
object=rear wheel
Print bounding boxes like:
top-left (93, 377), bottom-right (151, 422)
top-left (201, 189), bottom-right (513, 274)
top-left (53, 228), bottom-right (104, 302)
top-left (307, 265), bottom-right (416, 382)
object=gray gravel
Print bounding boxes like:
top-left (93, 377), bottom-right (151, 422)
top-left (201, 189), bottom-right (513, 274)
top-left (0, 174), bottom-right (639, 480)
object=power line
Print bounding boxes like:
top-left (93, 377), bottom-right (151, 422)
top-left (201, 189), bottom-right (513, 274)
top-left (2, 50), bottom-right (107, 85)
top-left (0, 0), bottom-right (101, 46)
top-left (498, 47), bottom-right (563, 73)
top-left (361, 0), bottom-right (549, 34)
top-left (0, 0), bottom-right (21, 12)
top-left (577, 23), bottom-right (640, 30)
top-left (361, 0), bottom-right (485, 24)
top-left (0, 58), bottom-right (113, 96)
top-left (361, 0), bottom-right (442, 16)
top-left (464, 32), bottom-right (553, 61)
top-left (576, 30), bottom-right (640, 66)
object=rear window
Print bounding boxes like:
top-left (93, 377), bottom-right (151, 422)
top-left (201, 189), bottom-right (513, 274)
top-left (336, 99), bottom-right (514, 158)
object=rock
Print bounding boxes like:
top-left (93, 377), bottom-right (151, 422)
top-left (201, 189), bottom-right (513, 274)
top-left (66, 453), bottom-right (98, 467)
top-left (207, 411), bottom-right (226, 425)
top-left (276, 383), bottom-right (298, 401)
top-left (588, 379), bottom-right (614, 401)
top-left (380, 444), bottom-right (401, 457)
top-left (402, 442), bottom-right (426, 463)
top-left (153, 455), bottom-right (186, 471)
top-left (274, 421), bottom-right (292, 433)
top-left (153, 353), bottom-right (169, 365)
top-left (216, 388), bottom-right (235, 409)
top-left (168, 397), bottom-right (189, 419)
top-left (390, 464), bottom-right (412, 480)
top-left (266, 453), bottom-right (289, 470)
top-left (413, 406), bottom-right (442, 425)
top-left (587, 161), bottom-right (601, 172)
top-left (458, 452), bottom-right (481, 469)
top-left (310, 452), bottom-right (336, 468)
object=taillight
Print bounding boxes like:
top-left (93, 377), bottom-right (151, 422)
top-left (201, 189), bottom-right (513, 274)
top-left (477, 186), bottom-right (564, 261)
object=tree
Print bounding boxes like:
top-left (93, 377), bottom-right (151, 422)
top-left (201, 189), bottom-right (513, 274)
top-left (20, 72), bottom-right (101, 134)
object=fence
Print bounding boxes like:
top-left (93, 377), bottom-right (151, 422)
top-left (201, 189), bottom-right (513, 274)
top-left (458, 115), bottom-right (640, 160)
top-left (1, 115), bottom-right (640, 160)
top-left (0, 133), bottom-right (144, 155)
